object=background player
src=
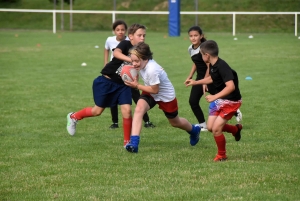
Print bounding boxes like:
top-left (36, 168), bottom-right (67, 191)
top-left (184, 26), bottom-right (209, 131)
top-left (184, 26), bottom-right (242, 130)
top-left (104, 20), bottom-right (155, 129)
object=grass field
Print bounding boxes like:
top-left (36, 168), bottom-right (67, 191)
top-left (0, 30), bottom-right (300, 200)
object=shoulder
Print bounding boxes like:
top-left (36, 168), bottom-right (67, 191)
top-left (117, 40), bottom-right (132, 49)
top-left (106, 36), bottom-right (116, 42)
top-left (218, 58), bottom-right (231, 69)
top-left (114, 41), bottom-right (132, 55)
top-left (119, 40), bottom-right (131, 46)
top-left (188, 45), bottom-right (200, 57)
top-left (105, 36), bottom-right (117, 49)
top-left (147, 60), bottom-right (160, 68)
top-left (215, 58), bottom-right (235, 76)
top-left (146, 60), bottom-right (163, 73)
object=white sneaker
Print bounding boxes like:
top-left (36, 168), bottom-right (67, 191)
top-left (236, 109), bottom-right (242, 123)
top-left (67, 112), bottom-right (77, 136)
top-left (201, 127), bottom-right (208, 132)
top-left (199, 122), bottom-right (208, 132)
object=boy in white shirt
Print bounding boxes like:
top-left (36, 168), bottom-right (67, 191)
top-left (124, 42), bottom-right (201, 153)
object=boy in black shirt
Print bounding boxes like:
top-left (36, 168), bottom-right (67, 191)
top-left (185, 40), bottom-right (242, 162)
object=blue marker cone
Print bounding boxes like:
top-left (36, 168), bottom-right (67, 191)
top-left (245, 76), bottom-right (252, 80)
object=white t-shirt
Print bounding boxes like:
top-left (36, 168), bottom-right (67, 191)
top-left (104, 35), bottom-right (129, 61)
top-left (139, 60), bottom-right (175, 102)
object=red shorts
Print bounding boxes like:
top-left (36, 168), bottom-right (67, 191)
top-left (156, 98), bottom-right (178, 113)
top-left (209, 99), bottom-right (242, 120)
top-left (141, 92), bottom-right (178, 113)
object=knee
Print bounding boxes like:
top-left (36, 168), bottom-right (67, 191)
top-left (120, 105), bottom-right (132, 118)
top-left (134, 105), bottom-right (145, 116)
top-left (169, 121), bottom-right (177, 127)
top-left (211, 128), bottom-right (222, 135)
top-left (207, 128), bottom-right (213, 132)
top-left (189, 98), bottom-right (201, 108)
top-left (188, 98), bottom-right (197, 107)
top-left (207, 125), bottom-right (213, 132)
top-left (123, 109), bottom-right (131, 117)
top-left (92, 107), bottom-right (102, 116)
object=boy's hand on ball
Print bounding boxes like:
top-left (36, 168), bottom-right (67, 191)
top-left (124, 77), bottom-right (138, 88)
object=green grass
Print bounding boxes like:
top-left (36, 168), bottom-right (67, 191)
top-left (0, 30), bottom-right (300, 200)
top-left (0, 0), bottom-right (299, 33)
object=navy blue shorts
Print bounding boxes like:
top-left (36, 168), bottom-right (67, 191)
top-left (93, 76), bottom-right (132, 108)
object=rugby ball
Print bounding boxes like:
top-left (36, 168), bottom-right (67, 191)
top-left (120, 65), bottom-right (138, 82)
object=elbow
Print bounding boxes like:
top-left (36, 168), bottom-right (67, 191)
top-left (229, 85), bottom-right (235, 93)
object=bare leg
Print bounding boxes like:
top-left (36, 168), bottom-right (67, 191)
top-left (167, 116), bottom-right (192, 131)
top-left (131, 99), bottom-right (150, 136)
top-left (125, 99), bottom-right (150, 153)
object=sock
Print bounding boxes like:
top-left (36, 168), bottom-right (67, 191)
top-left (123, 117), bottom-right (132, 146)
top-left (214, 134), bottom-right (226, 156)
top-left (223, 124), bottom-right (238, 135)
top-left (130, 136), bottom-right (140, 146)
top-left (71, 107), bottom-right (93, 120)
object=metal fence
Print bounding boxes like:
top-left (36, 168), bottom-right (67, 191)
top-left (0, 9), bottom-right (298, 36)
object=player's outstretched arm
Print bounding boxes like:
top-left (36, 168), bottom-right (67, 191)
top-left (113, 48), bottom-right (132, 63)
top-left (185, 79), bottom-right (196, 87)
top-left (185, 76), bottom-right (213, 87)
top-left (184, 64), bottom-right (196, 85)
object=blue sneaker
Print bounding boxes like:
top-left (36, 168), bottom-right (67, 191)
top-left (125, 143), bottom-right (139, 153)
top-left (190, 124), bottom-right (200, 146)
top-left (125, 136), bottom-right (140, 153)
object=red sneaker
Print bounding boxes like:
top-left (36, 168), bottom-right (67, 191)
top-left (214, 154), bottom-right (228, 162)
top-left (234, 124), bottom-right (243, 141)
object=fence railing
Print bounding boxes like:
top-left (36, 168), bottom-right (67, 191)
top-left (0, 9), bottom-right (299, 36)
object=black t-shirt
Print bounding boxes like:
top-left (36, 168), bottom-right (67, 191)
top-left (188, 45), bottom-right (207, 79)
top-left (194, 53), bottom-right (216, 94)
top-left (193, 53), bottom-right (207, 79)
top-left (100, 40), bottom-right (133, 84)
top-left (209, 58), bottom-right (242, 101)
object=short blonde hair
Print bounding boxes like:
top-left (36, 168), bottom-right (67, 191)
top-left (129, 42), bottom-right (153, 60)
